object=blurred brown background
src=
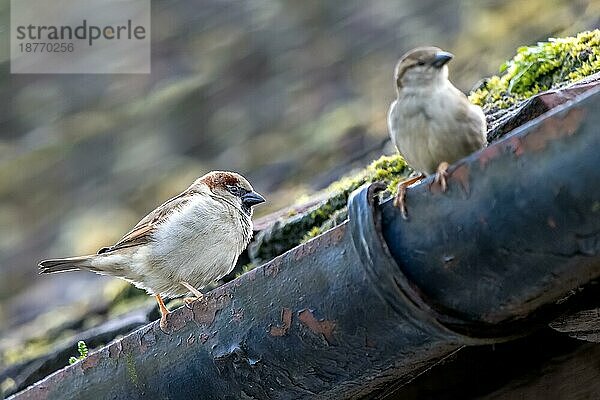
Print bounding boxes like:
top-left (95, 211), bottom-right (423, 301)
top-left (0, 0), bottom-right (598, 332)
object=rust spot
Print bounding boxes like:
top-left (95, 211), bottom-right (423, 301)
top-left (479, 135), bottom-right (523, 169)
top-left (547, 216), bottom-right (557, 228)
top-left (538, 91), bottom-right (565, 109)
top-left (327, 224), bottom-right (346, 244)
top-left (156, 290), bottom-right (232, 334)
top-left (298, 309), bottom-right (336, 345)
top-left (537, 84), bottom-right (596, 109)
top-left (450, 164), bottom-right (470, 195)
top-left (159, 305), bottom-right (194, 334)
top-left (191, 292), bottom-right (232, 327)
top-left (81, 352), bottom-right (100, 370)
top-left (507, 136), bottom-right (525, 157)
top-left (109, 341), bottom-right (123, 359)
top-left (121, 330), bottom-right (144, 355)
top-left (139, 326), bottom-right (157, 353)
top-left (264, 256), bottom-right (283, 277)
top-left (292, 240), bottom-right (319, 261)
top-left (480, 106), bottom-right (585, 170)
top-left (522, 108), bottom-right (585, 153)
top-left (269, 308), bottom-right (293, 337)
top-left (478, 145), bottom-right (502, 169)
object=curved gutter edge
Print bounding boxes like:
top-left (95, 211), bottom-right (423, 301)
top-left (348, 182), bottom-right (487, 345)
top-left (380, 85), bottom-right (600, 338)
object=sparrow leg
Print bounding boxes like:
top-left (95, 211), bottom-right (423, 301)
top-left (155, 294), bottom-right (170, 330)
top-left (393, 173), bottom-right (426, 220)
top-left (180, 281), bottom-right (204, 306)
top-left (433, 161), bottom-right (450, 192)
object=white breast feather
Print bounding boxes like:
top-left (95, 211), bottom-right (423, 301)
top-left (143, 194), bottom-right (251, 297)
top-left (388, 82), bottom-right (486, 174)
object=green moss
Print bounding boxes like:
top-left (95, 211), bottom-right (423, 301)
top-left (249, 154), bottom-right (407, 264)
top-left (68, 340), bottom-right (89, 365)
top-left (325, 154), bottom-right (408, 197)
top-left (301, 207), bottom-right (349, 243)
top-left (469, 30), bottom-right (600, 110)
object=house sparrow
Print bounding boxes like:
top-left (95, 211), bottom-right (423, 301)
top-left (39, 171), bottom-right (265, 329)
top-left (388, 47), bottom-right (487, 218)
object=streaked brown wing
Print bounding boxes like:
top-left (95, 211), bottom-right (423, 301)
top-left (98, 190), bottom-right (195, 253)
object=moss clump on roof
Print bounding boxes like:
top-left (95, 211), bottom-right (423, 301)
top-left (469, 30), bottom-right (600, 110)
top-left (327, 154), bottom-right (408, 196)
top-left (299, 154), bottom-right (409, 242)
top-left (249, 154), bottom-right (408, 263)
top-left (301, 207), bottom-right (349, 243)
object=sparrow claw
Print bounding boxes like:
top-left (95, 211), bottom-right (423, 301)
top-left (393, 173), bottom-right (425, 220)
top-left (434, 162), bottom-right (449, 192)
top-left (180, 281), bottom-right (204, 300)
top-left (183, 296), bottom-right (202, 308)
top-left (159, 313), bottom-right (169, 332)
top-left (155, 294), bottom-right (170, 332)
top-left (393, 184), bottom-right (409, 220)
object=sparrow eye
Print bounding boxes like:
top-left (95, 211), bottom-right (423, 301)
top-left (226, 185), bottom-right (246, 197)
top-left (417, 60), bottom-right (426, 66)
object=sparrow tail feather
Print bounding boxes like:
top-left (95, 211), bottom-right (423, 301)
top-left (38, 256), bottom-right (96, 274)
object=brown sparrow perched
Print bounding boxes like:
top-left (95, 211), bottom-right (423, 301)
top-left (388, 47), bottom-right (487, 218)
top-left (39, 171), bottom-right (265, 329)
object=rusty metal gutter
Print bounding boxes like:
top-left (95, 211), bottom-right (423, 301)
top-left (10, 87), bottom-right (600, 399)
top-left (380, 86), bottom-right (600, 338)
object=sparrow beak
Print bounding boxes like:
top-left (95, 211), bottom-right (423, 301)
top-left (242, 191), bottom-right (266, 207)
top-left (431, 51), bottom-right (453, 68)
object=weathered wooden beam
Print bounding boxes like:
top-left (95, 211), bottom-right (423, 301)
top-left (10, 87), bottom-right (600, 400)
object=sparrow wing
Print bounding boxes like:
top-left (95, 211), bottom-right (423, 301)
top-left (98, 190), bottom-right (195, 254)
top-left (455, 87), bottom-right (488, 147)
top-left (466, 103), bottom-right (488, 146)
